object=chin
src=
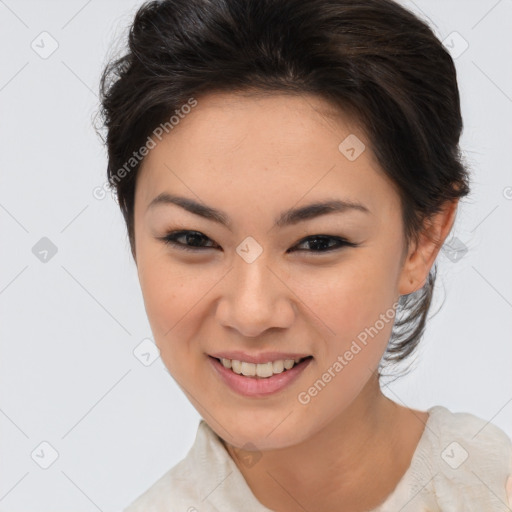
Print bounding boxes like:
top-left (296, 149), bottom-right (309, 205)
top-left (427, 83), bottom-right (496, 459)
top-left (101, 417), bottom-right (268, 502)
top-left (212, 411), bottom-right (314, 451)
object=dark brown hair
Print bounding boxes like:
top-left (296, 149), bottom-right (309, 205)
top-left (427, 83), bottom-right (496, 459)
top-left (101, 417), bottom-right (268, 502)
top-left (98, 0), bottom-right (470, 376)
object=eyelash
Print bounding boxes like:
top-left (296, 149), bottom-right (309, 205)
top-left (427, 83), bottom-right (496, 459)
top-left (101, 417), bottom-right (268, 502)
top-left (157, 230), bottom-right (359, 254)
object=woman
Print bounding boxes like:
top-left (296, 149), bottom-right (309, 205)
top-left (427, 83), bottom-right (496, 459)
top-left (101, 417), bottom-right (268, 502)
top-left (99, 0), bottom-right (512, 510)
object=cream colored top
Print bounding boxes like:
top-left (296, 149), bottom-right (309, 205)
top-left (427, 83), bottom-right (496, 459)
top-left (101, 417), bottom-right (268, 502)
top-left (124, 405), bottom-right (512, 511)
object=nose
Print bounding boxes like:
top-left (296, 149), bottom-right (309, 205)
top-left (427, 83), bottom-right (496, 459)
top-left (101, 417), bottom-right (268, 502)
top-left (215, 253), bottom-right (296, 338)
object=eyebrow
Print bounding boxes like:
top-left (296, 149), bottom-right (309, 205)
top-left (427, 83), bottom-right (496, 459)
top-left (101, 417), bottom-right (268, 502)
top-left (147, 193), bottom-right (371, 229)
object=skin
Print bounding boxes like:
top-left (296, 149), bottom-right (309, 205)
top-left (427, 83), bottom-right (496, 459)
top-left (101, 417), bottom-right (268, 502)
top-left (132, 91), bottom-right (458, 511)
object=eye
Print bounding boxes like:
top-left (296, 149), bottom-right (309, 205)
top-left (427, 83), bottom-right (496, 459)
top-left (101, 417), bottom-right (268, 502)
top-left (289, 235), bottom-right (359, 253)
top-left (158, 230), bottom-right (220, 252)
top-left (158, 230), bottom-right (358, 254)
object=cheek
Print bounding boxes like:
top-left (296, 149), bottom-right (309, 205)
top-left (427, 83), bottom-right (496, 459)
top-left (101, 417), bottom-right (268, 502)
top-left (136, 248), bottom-right (193, 343)
top-left (136, 250), bottom-right (220, 365)
top-left (138, 261), bottom-right (178, 333)
top-left (290, 249), bottom-right (400, 342)
top-left (289, 256), bottom-right (399, 430)
top-left (138, 269), bottom-right (198, 385)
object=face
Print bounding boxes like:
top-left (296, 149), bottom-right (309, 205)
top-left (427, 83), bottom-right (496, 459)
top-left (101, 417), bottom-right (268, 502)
top-left (133, 91), bottom-right (414, 450)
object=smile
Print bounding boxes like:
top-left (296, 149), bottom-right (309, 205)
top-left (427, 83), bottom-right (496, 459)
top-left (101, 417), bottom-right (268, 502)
top-left (217, 356), bottom-right (310, 378)
top-left (208, 355), bottom-right (313, 397)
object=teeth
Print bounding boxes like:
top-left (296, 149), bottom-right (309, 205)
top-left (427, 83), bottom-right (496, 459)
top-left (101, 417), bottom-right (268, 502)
top-left (231, 360), bottom-right (242, 374)
top-left (257, 362), bottom-right (274, 378)
top-left (272, 360), bottom-right (284, 374)
top-left (219, 357), bottom-right (308, 378)
top-left (241, 362), bottom-right (256, 376)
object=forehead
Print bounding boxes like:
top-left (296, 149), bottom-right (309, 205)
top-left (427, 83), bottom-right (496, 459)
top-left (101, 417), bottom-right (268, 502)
top-left (135, 91), bottom-right (400, 221)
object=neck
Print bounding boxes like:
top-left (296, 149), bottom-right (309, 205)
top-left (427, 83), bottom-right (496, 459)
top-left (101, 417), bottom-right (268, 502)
top-left (225, 373), bottom-right (426, 512)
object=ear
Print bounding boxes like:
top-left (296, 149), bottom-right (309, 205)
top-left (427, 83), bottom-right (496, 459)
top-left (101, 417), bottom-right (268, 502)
top-left (398, 199), bottom-right (459, 295)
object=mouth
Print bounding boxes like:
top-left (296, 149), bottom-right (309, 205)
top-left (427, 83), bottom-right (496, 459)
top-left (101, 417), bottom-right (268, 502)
top-left (210, 355), bottom-right (313, 379)
top-left (208, 354), bottom-right (313, 398)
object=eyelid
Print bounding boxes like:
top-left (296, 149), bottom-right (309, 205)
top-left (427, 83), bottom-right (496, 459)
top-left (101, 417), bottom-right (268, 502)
top-left (290, 235), bottom-right (358, 253)
top-left (157, 230), bottom-right (219, 252)
top-left (158, 229), bottom-right (359, 254)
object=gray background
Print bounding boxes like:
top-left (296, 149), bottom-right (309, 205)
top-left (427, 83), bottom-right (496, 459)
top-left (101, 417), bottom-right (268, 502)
top-left (1, 0), bottom-right (511, 510)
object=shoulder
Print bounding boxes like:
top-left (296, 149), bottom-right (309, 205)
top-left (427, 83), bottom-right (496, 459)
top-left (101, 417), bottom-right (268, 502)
top-left (426, 405), bottom-right (512, 468)
top-left (122, 419), bottom-right (272, 512)
top-left (122, 420), bottom-right (216, 511)
top-left (122, 451), bottom-right (202, 512)
top-left (412, 405), bottom-right (512, 511)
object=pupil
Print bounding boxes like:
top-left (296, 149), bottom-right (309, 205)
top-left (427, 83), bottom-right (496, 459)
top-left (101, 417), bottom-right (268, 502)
top-left (311, 237), bottom-right (329, 250)
top-left (188, 232), bottom-right (204, 246)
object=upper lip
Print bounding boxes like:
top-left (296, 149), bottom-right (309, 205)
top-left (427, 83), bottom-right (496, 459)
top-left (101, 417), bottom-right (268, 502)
top-left (209, 351), bottom-right (312, 364)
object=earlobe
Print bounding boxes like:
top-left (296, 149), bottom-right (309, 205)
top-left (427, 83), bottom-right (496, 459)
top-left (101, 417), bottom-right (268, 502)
top-left (400, 274), bottom-right (428, 296)
top-left (398, 247), bottom-right (427, 296)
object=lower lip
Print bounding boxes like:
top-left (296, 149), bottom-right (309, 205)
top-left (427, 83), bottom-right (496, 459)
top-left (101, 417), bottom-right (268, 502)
top-left (208, 356), bottom-right (312, 398)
